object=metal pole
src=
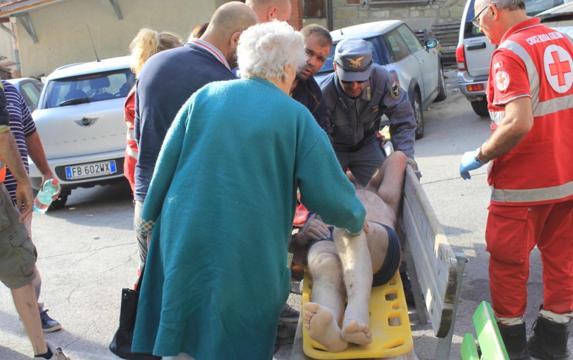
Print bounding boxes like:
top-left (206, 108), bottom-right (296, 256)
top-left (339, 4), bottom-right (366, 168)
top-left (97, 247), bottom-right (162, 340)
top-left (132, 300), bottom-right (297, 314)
top-left (326, 0), bottom-right (333, 30)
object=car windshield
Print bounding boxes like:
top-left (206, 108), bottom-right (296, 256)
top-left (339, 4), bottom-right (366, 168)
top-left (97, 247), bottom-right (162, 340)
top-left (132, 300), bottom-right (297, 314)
top-left (41, 69), bottom-right (135, 109)
top-left (464, 0), bottom-right (564, 38)
top-left (317, 37), bottom-right (383, 75)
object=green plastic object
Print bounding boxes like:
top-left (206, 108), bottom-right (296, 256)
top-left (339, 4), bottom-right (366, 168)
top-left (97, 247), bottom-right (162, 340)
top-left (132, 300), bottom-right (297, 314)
top-left (460, 333), bottom-right (479, 360)
top-left (472, 301), bottom-right (510, 360)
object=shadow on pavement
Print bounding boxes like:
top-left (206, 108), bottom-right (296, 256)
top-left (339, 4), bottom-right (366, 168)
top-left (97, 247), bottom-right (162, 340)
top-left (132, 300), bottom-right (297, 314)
top-left (40, 181), bottom-right (134, 231)
top-left (0, 308), bottom-right (115, 360)
top-left (0, 345), bottom-right (29, 360)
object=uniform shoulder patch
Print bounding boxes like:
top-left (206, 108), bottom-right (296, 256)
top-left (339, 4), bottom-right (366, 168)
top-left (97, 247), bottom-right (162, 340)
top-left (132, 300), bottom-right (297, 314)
top-left (390, 80), bottom-right (401, 99)
top-left (495, 70), bottom-right (510, 92)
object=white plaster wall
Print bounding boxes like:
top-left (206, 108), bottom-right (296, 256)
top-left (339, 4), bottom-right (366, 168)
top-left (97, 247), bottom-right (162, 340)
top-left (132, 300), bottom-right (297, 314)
top-left (13, 0), bottom-right (219, 77)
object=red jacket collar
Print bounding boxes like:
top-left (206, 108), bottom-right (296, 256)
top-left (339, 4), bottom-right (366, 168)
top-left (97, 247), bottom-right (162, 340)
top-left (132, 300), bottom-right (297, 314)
top-left (501, 18), bottom-right (541, 43)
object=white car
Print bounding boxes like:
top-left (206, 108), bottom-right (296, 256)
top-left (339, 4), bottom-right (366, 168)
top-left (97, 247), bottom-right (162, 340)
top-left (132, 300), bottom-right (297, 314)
top-left (316, 20), bottom-right (447, 139)
top-left (29, 56), bottom-right (135, 208)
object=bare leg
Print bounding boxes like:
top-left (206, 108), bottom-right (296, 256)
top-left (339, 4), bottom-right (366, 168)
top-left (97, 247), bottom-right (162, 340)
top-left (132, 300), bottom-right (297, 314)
top-left (32, 269), bottom-right (41, 303)
top-left (25, 216), bottom-right (43, 305)
top-left (333, 229), bottom-right (373, 346)
top-left (304, 241), bottom-right (348, 352)
top-left (11, 282), bottom-right (47, 355)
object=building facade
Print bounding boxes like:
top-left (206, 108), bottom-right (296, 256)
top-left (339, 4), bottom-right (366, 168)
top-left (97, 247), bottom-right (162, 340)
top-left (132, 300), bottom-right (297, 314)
top-left (0, 0), bottom-right (301, 78)
top-left (329, 0), bottom-right (465, 31)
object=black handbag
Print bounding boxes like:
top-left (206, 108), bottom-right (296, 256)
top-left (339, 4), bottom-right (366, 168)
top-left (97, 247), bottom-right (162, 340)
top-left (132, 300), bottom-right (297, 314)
top-left (109, 269), bottom-right (160, 360)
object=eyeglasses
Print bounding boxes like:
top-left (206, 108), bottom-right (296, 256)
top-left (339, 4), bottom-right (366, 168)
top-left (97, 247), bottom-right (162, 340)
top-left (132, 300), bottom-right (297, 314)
top-left (471, 3), bottom-right (494, 28)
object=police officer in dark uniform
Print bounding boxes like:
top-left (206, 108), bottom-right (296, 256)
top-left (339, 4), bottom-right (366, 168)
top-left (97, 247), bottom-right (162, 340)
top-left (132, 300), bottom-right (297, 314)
top-left (321, 39), bottom-right (416, 186)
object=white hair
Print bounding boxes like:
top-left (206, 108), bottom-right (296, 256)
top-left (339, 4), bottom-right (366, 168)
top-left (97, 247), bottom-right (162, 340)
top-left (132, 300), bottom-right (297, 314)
top-left (237, 21), bottom-right (305, 81)
top-left (477, 0), bottom-right (525, 10)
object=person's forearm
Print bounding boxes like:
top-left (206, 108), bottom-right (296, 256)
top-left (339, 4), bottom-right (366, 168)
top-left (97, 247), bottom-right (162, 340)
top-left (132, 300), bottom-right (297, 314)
top-left (0, 131), bottom-right (30, 183)
top-left (480, 121), bottom-right (528, 161)
top-left (479, 98), bottom-right (533, 162)
top-left (390, 124), bottom-right (415, 158)
top-left (26, 131), bottom-right (53, 177)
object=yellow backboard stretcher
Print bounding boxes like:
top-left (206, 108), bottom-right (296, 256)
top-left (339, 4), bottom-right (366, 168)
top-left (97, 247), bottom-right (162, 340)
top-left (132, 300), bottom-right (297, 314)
top-left (302, 271), bottom-right (413, 359)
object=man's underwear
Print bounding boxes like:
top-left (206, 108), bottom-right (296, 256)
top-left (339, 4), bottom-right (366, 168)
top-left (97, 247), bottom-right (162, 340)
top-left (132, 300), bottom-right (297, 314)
top-left (309, 221), bottom-right (401, 287)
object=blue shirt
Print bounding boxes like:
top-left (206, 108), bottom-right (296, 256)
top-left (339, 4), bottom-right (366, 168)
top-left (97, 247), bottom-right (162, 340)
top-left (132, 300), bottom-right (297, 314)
top-left (134, 42), bottom-right (236, 202)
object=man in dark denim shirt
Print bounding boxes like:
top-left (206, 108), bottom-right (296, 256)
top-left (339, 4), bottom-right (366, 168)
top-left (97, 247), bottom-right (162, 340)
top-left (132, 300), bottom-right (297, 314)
top-left (291, 24), bottom-right (332, 129)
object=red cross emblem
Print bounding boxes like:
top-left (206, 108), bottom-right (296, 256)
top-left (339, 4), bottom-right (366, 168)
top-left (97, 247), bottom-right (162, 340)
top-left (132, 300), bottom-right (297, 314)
top-left (549, 51), bottom-right (571, 87)
top-left (544, 45), bottom-right (573, 94)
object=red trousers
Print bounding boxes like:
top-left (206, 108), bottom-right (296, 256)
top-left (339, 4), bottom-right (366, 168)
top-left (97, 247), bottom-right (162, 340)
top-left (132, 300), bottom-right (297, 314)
top-left (485, 200), bottom-right (573, 318)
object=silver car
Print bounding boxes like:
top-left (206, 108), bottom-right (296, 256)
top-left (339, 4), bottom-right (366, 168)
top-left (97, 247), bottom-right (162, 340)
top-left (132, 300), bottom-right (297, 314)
top-left (29, 56), bottom-right (135, 208)
top-left (316, 20), bottom-right (447, 139)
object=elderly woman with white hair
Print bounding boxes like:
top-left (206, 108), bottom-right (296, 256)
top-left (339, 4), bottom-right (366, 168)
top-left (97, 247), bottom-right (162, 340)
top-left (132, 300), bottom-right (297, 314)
top-left (131, 21), bottom-right (365, 360)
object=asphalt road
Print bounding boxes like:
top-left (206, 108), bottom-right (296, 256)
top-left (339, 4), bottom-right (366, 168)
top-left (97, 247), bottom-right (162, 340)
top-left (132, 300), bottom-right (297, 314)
top-left (0, 72), bottom-right (569, 359)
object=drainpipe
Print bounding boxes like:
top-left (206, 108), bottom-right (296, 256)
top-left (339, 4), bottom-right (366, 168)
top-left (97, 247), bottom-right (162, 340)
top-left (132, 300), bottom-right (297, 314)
top-left (326, 0), bottom-right (333, 30)
top-left (8, 18), bottom-right (21, 77)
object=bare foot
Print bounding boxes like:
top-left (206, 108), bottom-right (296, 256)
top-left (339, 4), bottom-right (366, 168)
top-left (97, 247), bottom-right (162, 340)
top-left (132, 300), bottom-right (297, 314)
top-left (341, 319), bottom-right (372, 346)
top-left (304, 302), bottom-right (348, 352)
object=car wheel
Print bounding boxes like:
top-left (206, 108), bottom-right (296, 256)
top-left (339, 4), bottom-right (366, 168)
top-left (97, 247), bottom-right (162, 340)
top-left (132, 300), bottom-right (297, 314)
top-left (412, 91), bottom-right (424, 139)
top-left (435, 63), bottom-right (447, 102)
top-left (470, 98), bottom-right (489, 117)
top-left (48, 190), bottom-right (70, 211)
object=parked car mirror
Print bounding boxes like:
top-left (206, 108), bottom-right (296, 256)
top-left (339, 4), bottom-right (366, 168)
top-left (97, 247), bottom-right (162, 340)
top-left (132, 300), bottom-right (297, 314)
top-left (425, 38), bottom-right (439, 50)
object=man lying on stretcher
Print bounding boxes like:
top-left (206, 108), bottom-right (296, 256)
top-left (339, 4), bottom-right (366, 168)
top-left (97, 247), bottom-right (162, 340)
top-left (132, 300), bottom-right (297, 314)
top-left (289, 151), bottom-right (407, 352)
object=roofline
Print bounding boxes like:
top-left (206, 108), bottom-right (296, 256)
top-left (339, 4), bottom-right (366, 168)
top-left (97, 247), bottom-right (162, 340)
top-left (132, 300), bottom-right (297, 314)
top-left (0, 0), bottom-right (64, 19)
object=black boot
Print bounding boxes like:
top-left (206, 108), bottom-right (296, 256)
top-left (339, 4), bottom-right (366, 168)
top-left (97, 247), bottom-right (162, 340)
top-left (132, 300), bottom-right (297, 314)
top-left (528, 316), bottom-right (570, 360)
top-left (498, 322), bottom-right (531, 360)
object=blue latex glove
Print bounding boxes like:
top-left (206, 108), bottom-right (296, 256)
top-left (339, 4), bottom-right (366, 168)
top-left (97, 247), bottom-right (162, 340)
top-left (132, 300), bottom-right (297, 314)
top-left (459, 149), bottom-right (485, 180)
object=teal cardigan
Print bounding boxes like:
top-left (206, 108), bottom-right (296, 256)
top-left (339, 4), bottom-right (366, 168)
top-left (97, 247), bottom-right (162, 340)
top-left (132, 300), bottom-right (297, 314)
top-left (132, 77), bottom-right (365, 359)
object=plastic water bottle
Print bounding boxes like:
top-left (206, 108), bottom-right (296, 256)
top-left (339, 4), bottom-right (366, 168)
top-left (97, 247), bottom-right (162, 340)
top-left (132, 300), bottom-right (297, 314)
top-left (33, 179), bottom-right (61, 214)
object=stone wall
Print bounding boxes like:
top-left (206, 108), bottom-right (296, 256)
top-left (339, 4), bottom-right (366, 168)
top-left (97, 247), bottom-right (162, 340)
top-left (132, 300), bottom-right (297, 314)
top-left (332, 0), bottom-right (467, 32)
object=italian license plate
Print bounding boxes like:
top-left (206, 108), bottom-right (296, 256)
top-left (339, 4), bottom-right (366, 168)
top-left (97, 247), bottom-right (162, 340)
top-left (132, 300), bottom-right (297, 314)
top-left (65, 160), bottom-right (117, 180)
